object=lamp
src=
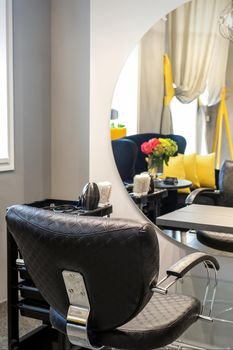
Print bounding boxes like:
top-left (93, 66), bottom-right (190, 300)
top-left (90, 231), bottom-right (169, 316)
top-left (110, 108), bottom-right (119, 120)
top-left (219, 1), bottom-right (233, 41)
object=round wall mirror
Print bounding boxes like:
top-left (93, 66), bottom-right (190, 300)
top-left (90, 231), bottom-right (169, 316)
top-left (111, 0), bottom-right (233, 257)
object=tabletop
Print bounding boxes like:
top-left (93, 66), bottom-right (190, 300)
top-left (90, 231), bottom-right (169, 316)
top-left (156, 204), bottom-right (233, 233)
top-left (154, 179), bottom-right (192, 190)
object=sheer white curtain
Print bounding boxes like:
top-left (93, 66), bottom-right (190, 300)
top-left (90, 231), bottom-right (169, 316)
top-left (168, 0), bottom-right (229, 103)
top-left (138, 19), bottom-right (166, 133)
top-left (205, 41), bottom-right (233, 159)
top-left (167, 0), bottom-right (230, 149)
top-left (139, 0), bottom-right (230, 140)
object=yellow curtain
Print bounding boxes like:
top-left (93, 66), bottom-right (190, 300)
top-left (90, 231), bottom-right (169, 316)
top-left (163, 53), bottom-right (175, 107)
top-left (212, 87), bottom-right (233, 169)
top-left (161, 54), bottom-right (175, 133)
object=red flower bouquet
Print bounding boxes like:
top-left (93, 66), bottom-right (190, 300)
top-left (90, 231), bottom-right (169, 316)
top-left (141, 138), bottom-right (178, 177)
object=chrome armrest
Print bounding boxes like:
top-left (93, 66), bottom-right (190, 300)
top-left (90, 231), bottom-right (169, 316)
top-left (151, 252), bottom-right (219, 320)
top-left (166, 252), bottom-right (219, 278)
top-left (185, 188), bottom-right (220, 205)
top-left (151, 252), bottom-right (219, 293)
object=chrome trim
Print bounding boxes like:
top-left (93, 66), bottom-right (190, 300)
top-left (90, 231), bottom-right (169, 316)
top-left (201, 260), bottom-right (218, 318)
top-left (62, 271), bottom-right (103, 349)
top-left (151, 286), bottom-right (167, 295)
top-left (151, 274), bottom-right (178, 294)
top-left (211, 316), bottom-right (233, 325)
top-left (16, 258), bottom-right (24, 266)
top-left (173, 340), bottom-right (212, 350)
top-left (198, 315), bottom-right (213, 322)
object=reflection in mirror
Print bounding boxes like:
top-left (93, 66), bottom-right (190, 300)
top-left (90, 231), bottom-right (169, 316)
top-left (111, 0), bottom-right (233, 255)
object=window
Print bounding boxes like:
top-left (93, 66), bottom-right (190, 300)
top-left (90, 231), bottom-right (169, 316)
top-left (170, 97), bottom-right (198, 154)
top-left (111, 46), bottom-right (139, 136)
top-left (0, 0), bottom-right (14, 171)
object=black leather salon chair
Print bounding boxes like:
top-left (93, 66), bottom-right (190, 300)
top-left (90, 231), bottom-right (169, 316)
top-left (186, 160), bottom-right (233, 207)
top-left (185, 160), bottom-right (233, 252)
top-left (6, 205), bottom-right (219, 350)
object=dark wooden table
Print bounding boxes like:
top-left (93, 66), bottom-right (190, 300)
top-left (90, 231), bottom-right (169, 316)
top-left (154, 179), bottom-right (192, 214)
top-left (154, 179), bottom-right (192, 190)
top-left (129, 189), bottom-right (167, 223)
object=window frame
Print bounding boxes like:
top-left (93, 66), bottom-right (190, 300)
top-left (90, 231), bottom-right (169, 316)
top-left (0, 0), bottom-right (14, 172)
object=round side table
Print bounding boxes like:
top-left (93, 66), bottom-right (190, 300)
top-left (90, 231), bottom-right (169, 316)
top-left (154, 179), bottom-right (192, 213)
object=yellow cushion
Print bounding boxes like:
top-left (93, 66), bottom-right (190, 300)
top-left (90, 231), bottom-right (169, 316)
top-left (162, 154), bottom-right (190, 194)
top-left (196, 153), bottom-right (216, 188)
top-left (183, 153), bottom-right (200, 188)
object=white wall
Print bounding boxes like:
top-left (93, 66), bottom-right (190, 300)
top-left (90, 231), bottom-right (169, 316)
top-left (0, 0), bottom-right (91, 303)
top-left (0, 0), bottom-right (51, 302)
top-left (51, 0), bottom-right (90, 199)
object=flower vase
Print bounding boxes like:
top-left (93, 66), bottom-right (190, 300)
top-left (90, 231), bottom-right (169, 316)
top-left (147, 158), bottom-right (164, 181)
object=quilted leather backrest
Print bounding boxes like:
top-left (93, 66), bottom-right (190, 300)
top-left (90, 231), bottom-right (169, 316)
top-left (125, 133), bottom-right (187, 174)
top-left (112, 138), bottom-right (138, 183)
top-left (219, 160), bottom-right (233, 206)
top-left (6, 205), bottom-right (159, 331)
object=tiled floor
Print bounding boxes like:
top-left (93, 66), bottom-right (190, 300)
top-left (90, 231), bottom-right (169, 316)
top-left (0, 301), bottom-right (41, 350)
top-left (0, 302), bottom-right (8, 350)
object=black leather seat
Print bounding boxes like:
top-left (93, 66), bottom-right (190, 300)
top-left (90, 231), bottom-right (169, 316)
top-left (186, 160), bottom-right (233, 252)
top-left (196, 230), bottom-right (233, 252)
top-left (6, 205), bottom-right (219, 350)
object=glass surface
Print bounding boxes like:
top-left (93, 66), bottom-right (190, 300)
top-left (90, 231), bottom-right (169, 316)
top-left (110, 1), bottom-right (232, 255)
top-left (176, 276), bottom-right (233, 349)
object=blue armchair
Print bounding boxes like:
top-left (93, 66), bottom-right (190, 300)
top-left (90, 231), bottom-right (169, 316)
top-left (112, 133), bottom-right (186, 183)
top-left (124, 133), bottom-right (187, 174)
top-left (112, 138), bottom-right (138, 183)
